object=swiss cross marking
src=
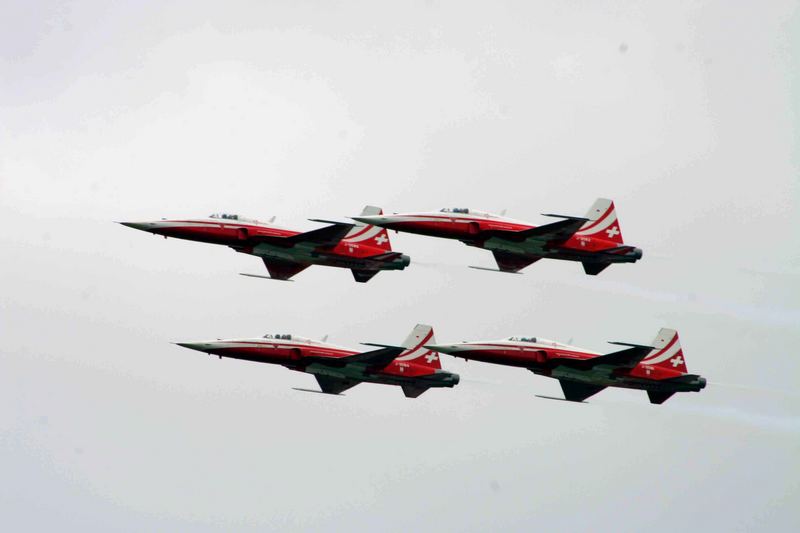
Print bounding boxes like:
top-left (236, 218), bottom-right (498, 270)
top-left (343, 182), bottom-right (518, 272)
top-left (375, 234), bottom-right (388, 245)
top-left (606, 226), bottom-right (620, 238)
top-left (425, 353), bottom-right (438, 363)
top-left (670, 355), bottom-right (684, 367)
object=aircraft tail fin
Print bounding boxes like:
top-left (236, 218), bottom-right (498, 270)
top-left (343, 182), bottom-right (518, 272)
top-left (395, 324), bottom-right (441, 369)
top-left (640, 328), bottom-right (688, 373)
top-left (344, 205), bottom-right (393, 251)
top-left (576, 198), bottom-right (624, 244)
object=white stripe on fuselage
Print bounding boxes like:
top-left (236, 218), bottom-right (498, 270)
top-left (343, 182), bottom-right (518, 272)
top-left (209, 338), bottom-right (355, 353)
top-left (453, 340), bottom-right (600, 355)
top-left (388, 212), bottom-right (532, 228)
top-left (159, 218), bottom-right (292, 231)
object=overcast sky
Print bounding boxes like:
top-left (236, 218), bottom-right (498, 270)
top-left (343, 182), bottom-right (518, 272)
top-left (1, 1), bottom-right (798, 531)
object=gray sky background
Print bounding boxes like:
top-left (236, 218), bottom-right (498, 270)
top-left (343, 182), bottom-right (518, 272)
top-left (1, 1), bottom-right (798, 531)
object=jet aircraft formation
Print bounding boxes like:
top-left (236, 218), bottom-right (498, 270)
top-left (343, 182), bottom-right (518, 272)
top-left (121, 198), bottom-right (706, 404)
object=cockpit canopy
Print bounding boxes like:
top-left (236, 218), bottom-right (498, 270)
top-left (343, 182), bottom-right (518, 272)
top-left (508, 336), bottom-right (537, 343)
top-left (263, 334), bottom-right (293, 340)
top-left (209, 213), bottom-right (259, 223)
top-left (440, 207), bottom-right (470, 214)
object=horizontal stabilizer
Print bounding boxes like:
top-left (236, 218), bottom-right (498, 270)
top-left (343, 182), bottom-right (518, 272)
top-left (559, 380), bottom-right (606, 402)
top-left (599, 245), bottom-right (636, 254)
top-left (401, 385), bottom-right (429, 398)
top-left (365, 251), bottom-right (403, 261)
top-left (314, 375), bottom-right (361, 395)
top-left (659, 374), bottom-right (703, 385)
top-left (647, 391), bottom-right (675, 404)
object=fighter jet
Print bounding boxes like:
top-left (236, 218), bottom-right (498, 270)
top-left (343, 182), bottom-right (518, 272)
top-left (119, 206), bottom-right (409, 282)
top-left (176, 324), bottom-right (459, 397)
top-left (352, 198), bottom-right (642, 275)
top-left (428, 328), bottom-right (705, 404)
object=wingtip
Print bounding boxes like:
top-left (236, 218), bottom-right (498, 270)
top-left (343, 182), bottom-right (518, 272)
top-left (468, 266), bottom-right (522, 274)
top-left (239, 273), bottom-right (294, 282)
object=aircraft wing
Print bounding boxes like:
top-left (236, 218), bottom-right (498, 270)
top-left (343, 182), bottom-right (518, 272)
top-left (586, 343), bottom-right (654, 368)
top-left (260, 258), bottom-right (310, 281)
top-left (250, 220), bottom-right (355, 248)
top-left (547, 343), bottom-right (654, 370)
top-left (491, 251), bottom-right (541, 273)
top-left (484, 215), bottom-right (588, 243)
top-left (559, 380), bottom-right (606, 402)
top-left (401, 385), bottom-right (429, 398)
top-left (351, 269), bottom-right (380, 283)
top-left (315, 375), bottom-right (361, 395)
top-left (286, 220), bottom-right (355, 247)
top-left (305, 344), bottom-right (405, 369)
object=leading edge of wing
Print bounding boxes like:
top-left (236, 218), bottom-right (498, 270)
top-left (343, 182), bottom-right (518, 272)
top-left (549, 343), bottom-right (654, 371)
top-left (304, 344), bottom-right (406, 369)
top-left (483, 215), bottom-right (588, 243)
top-left (246, 220), bottom-right (355, 248)
top-left (287, 220), bottom-right (355, 247)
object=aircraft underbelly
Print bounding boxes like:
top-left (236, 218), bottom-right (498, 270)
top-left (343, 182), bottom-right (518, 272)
top-left (551, 366), bottom-right (614, 385)
top-left (548, 366), bottom-right (698, 393)
top-left (482, 238), bottom-right (547, 256)
top-left (482, 239), bottom-right (633, 264)
top-left (251, 243), bottom-right (382, 270)
top-left (305, 363), bottom-right (365, 381)
top-left (304, 363), bottom-right (451, 389)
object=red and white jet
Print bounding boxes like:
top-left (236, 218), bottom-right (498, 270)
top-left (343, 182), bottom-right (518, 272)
top-left (428, 328), bottom-right (705, 404)
top-left (119, 206), bottom-right (409, 282)
top-left (176, 324), bottom-right (459, 397)
top-left (352, 198), bottom-right (642, 275)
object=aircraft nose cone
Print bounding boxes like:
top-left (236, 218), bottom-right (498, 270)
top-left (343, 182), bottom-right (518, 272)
top-left (174, 341), bottom-right (216, 353)
top-left (425, 343), bottom-right (459, 355)
top-left (118, 221), bottom-right (161, 232)
top-left (351, 215), bottom-right (387, 225)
